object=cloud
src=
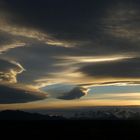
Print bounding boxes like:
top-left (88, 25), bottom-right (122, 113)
top-left (58, 87), bottom-right (89, 100)
top-left (2, 0), bottom-right (140, 44)
top-left (1, 0), bottom-right (101, 41)
top-left (0, 59), bottom-right (25, 83)
top-left (78, 57), bottom-right (140, 79)
top-left (55, 54), bottom-right (134, 66)
top-left (0, 17), bottom-right (75, 48)
top-left (0, 31), bottom-right (27, 54)
top-left (0, 84), bottom-right (47, 104)
top-left (79, 81), bottom-right (140, 88)
top-left (0, 41), bottom-right (26, 54)
top-left (41, 84), bottom-right (88, 100)
top-left (101, 0), bottom-right (140, 41)
top-left (0, 0), bottom-right (139, 95)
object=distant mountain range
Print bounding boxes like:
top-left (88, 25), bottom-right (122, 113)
top-left (72, 109), bottom-right (140, 120)
top-left (0, 110), bottom-right (66, 120)
top-left (1, 108), bottom-right (140, 120)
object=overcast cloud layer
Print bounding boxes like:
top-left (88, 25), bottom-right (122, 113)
top-left (0, 0), bottom-right (140, 103)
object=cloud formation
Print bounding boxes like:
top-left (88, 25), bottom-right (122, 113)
top-left (41, 84), bottom-right (88, 100)
top-left (58, 87), bottom-right (88, 100)
top-left (0, 84), bottom-right (46, 104)
top-left (0, 0), bottom-right (140, 102)
top-left (78, 57), bottom-right (140, 79)
top-left (0, 41), bottom-right (26, 54)
top-left (0, 59), bottom-right (25, 83)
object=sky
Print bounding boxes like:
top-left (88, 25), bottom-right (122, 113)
top-left (0, 0), bottom-right (140, 110)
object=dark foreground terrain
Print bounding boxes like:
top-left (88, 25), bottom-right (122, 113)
top-left (1, 120), bottom-right (140, 139)
top-left (0, 110), bottom-right (66, 120)
top-left (0, 110), bottom-right (140, 139)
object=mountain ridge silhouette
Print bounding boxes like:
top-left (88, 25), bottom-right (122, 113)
top-left (0, 110), bottom-right (66, 120)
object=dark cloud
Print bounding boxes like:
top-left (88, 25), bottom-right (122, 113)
top-left (78, 58), bottom-right (140, 78)
top-left (0, 84), bottom-right (46, 104)
top-left (41, 83), bottom-right (75, 98)
top-left (2, 0), bottom-right (105, 41)
top-left (1, 0), bottom-right (140, 57)
top-left (2, 0), bottom-right (140, 44)
top-left (58, 87), bottom-right (88, 100)
top-left (42, 84), bottom-right (88, 100)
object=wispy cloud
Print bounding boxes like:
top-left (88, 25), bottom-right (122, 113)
top-left (0, 59), bottom-right (25, 84)
top-left (0, 41), bottom-right (26, 54)
top-left (0, 20), bottom-right (76, 48)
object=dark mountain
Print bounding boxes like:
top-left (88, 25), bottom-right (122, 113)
top-left (72, 108), bottom-right (140, 120)
top-left (0, 110), bottom-right (66, 120)
top-left (1, 108), bottom-right (140, 120)
top-left (1, 109), bottom-right (140, 139)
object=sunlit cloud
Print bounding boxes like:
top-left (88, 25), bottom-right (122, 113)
top-left (0, 19), bottom-right (76, 48)
top-left (30, 52), bottom-right (140, 99)
top-left (56, 55), bottom-right (134, 64)
top-left (34, 72), bottom-right (86, 89)
top-left (79, 80), bottom-right (140, 88)
top-left (0, 41), bottom-right (26, 54)
top-left (0, 59), bottom-right (25, 84)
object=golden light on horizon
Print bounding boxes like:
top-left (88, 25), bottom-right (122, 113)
top-left (1, 93), bottom-right (140, 110)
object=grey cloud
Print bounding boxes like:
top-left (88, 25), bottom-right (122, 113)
top-left (0, 84), bottom-right (46, 104)
top-left (58, 87), bottom-right (88, 100)
top-left (42, 84), bottom-right (88, 100)
top-left (78, 58), bottom-right (140, 79)
top-left (1, 0), bottom-right (140, 54)
top-left (3, 43), bottom-right (86, 84)
top-left (41, 83), bottom-right (76, 98)
top-left (2, 0), bottom-right (140, 43)
top-left (0, 31), bottom-right (28, 55)
top-left (0, 0), bottom-right (140, 89)
top-left (1, 0), bottom-right (103, 41)
top-left (0, 31), bottom-right (13, 45)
